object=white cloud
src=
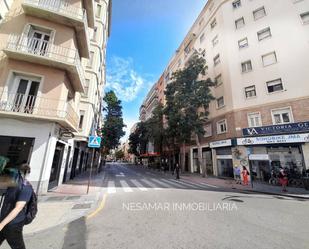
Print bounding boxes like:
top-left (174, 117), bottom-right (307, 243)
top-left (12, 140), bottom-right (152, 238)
top-left (106, 56), bottom-right (153, 102)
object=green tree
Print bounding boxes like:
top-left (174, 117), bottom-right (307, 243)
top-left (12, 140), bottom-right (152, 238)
top-left (101, 91), bottom-right (126, 155)
top-left (115, 150), bottom-right (125, 160)
top-left (145, 103), bottom-right (165, 155)
top-left (128, 121), bottom-right (148, 157)
top-left (164, 52), bottom-right (216, 176)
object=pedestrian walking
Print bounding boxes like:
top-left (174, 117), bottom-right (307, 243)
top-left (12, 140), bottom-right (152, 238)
top-left (241, 166), bottom-right (249, 186)
top-left (0, 163), bottom-right (34, 249)
top-left (234, 166), bottom-right (241, 184)
top-left (279, 167), bottom-right (288, 192)
top-left (175, 163), bottom-right (180, 180)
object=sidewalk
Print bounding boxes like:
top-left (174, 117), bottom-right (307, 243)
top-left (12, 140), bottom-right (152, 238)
top-left (24, 170), bottom-right (105, 235)
top-left (180, 174), bottom-right (309, 199)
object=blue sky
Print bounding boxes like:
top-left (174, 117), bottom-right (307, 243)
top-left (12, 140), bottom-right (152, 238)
top-left (105, 0), bottom-right (207, 140)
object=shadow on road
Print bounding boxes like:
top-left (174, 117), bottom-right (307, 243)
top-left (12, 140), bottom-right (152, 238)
top-left (62, 217), bottom-right (87, 249)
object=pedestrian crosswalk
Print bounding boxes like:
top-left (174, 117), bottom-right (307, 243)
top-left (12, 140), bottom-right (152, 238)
top-left (105, 177), bottom-right (218, 195)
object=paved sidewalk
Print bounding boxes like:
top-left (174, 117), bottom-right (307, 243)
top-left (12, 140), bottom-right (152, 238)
top-left (180, 174), bottom-right (309, 199)
top-left (24, 170), bottom-right (106, 235)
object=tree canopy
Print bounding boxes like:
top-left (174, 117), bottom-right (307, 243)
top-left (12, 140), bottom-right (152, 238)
top-left (101, 91), bottom-right (126, 154)
top-left (164, 52), bottom-right (216, 170)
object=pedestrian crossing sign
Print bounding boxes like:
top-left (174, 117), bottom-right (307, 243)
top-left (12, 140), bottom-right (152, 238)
top-left (88, 136), bottom-right (101, 148)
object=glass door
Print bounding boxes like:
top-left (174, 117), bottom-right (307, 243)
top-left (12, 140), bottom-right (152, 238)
top-left (28, 31), bottom-right (50, 56)
top-left (12, 78), bottom-right (39, 113)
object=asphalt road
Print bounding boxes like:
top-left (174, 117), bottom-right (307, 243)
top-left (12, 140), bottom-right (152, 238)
top-left (2, 163), bottom-right (309, 249)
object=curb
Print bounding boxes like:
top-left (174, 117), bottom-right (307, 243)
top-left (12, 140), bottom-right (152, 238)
top-left (238, 188), bottom-right (309, 200)
top-left (178, 176), bottom-right (309, 200)
top-left (24, 171), bottom-right (107, 237)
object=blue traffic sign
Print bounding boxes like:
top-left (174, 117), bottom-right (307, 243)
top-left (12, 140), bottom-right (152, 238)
top-left (88, 136), bottom-right (101, 148)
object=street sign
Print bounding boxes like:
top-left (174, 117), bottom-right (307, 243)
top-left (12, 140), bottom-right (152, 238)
top-left (88, 136), bottom-right (101, 148)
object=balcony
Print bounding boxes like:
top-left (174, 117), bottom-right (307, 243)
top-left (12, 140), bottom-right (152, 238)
top-left (0, 91), bottom-right (79, 131)
top-left (22, 0), bottom-right (90, 58)
top-left (3, 34), bottom-right (85, 92)
top-left (82, 0), bottom-right (95, 28)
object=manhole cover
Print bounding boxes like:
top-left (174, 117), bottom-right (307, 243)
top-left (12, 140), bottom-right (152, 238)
top-left (72, 203), bottom-right (91, 209)
top-left (66, 196), bottom-right (81, 200)
top-left (46, 196), bottom-right (66, 201)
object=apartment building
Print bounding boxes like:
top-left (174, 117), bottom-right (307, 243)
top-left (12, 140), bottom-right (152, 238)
top-left (148, 0), bottom-right (309, 182)
top-left (139, 82), bottom-right (159, 165)
top-left (0, 0), bottom-right (111, 194)
top-left (71, 0), bottom-right (111, 182)
top-left (0, 0), bottom-right (13, 21)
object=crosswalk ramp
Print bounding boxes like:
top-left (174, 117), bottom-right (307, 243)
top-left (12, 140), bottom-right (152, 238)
top-left (105, 178), bottom-right (217, 194)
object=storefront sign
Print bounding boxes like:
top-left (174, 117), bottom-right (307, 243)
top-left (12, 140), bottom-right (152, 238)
top-left (237, 133), bottom-right (309, 145)
top-left (210, 139), bottom-right (232, 148)
top-left (243, 121), bottom-right (309, 136)
top-left (249, 154), bottom-right (269, 161)
top-left (216, 155), bottom-right (233, 159)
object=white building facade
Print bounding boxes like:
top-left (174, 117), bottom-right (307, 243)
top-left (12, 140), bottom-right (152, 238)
top-left (151, 0), bottom-right (309, 183)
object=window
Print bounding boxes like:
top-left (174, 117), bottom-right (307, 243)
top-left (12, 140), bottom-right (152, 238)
top-left (200, 33), bottom-right (205, 43)
top-left (253, 6), bottom-right (266, 20)
top-left (0, 14), bottom-right (2, 22)
top-left (92, 26), bottom-right (98, 41)
top-left (247, 113), bottom-right (262, 127)
top-left (87, 51), bottom-right (94, 67)
top-left (235, 17), bottom-right (245, 29)
top-left (217, 96), bottom-right (225, 108)
top-left (238, 37), bottom-right (248, 48)
top-left (79, 111), bottom-right (85, 129)
top-left (213, 54), bottom-right (220, 66)
top-left (267, 78), bottom-right (283, 93)
top-left (232, 0), bottom-right (241, 9)
top-left (271, 108), bottom-right (293, 124)
top-left (96, 4), bottom-right (102, 18)
top-left (262, 52), bottom-right (277, 66)
top-left (241, 60), bottom-right (252, 73)
top-left (212, 35), bottom-right (219, 47)
top-left (245, 85), bottom-right (256, 98)
top-left (9, 74), bottom-right (40, 113)
top-left (257, 27), bottom-right (271, 41)
top-left (211, 18), bottom-right (217, 29)
top-left (83, 79), bottom-right (90, 97)
top-left (184, 42), bottom-right (191, 54)
top-left (215, 74), bottom-right (223, 86)
top-left (300, 12), bottom-right (309, 24)
top-left (217, 119), bottom-right (227, 134)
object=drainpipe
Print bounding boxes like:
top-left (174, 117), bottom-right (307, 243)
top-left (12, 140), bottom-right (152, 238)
top-left (36, 130), bottom-right (52, 195)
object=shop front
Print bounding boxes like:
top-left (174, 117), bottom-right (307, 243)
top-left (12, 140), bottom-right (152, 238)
top-left (210, 139), bottom-right (233, 178)
top-left (238, 130), bottom-right (309, 186)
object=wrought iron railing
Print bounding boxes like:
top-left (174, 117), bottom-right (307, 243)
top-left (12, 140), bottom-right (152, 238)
top-left (0, 91), bottom-right (79, 129)
top-left (24, 0), bottom-right (85, 20)
top-left (5, 34), bottom-right (85, 86)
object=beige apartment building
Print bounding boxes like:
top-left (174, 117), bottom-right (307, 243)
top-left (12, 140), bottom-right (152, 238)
top-left (146, 0), bottom-right (309, 182)
top-left (0, 0), bottom-right (111, 194)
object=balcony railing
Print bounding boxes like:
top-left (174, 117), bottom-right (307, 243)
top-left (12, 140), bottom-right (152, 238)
top-left (4, 34), bottom-right (85, 92)
top-left (0, 91), bottom-right (79, 130)
top-left (22, 0), bottom-right (90, 58)
top-left (24, 0), bottom-right (85, 22)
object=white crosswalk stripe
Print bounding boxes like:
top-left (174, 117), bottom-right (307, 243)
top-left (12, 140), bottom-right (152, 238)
top-left (120, 180), bottom-right (133, 192)
top-left (107, 181), bottom-right (116, 194)
top-left (139, 179), bottom-right (162, 190)
top-left (169, 179), bottom-right (202, 189)
top-left (130, 179), bottom-right (148, 191)
top-left (150, 178), bottom-right (175, 188)
top-left (198, 182), bottom-right (219, 188)
top-left (177, 179), bottom-right (218, 189)
top-left (160, 179), bottom-right (186, 189)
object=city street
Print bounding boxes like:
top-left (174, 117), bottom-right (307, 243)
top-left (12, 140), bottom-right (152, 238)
top-left (3, 163), bottom-right (308, 249)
